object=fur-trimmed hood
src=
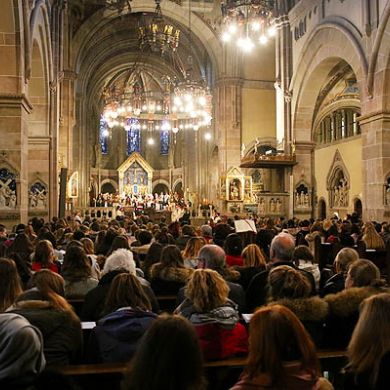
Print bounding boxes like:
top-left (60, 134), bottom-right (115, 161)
top-left (269, 296), bottom-right (329, 322)
top-left (150, 263), bottom-right (193, 283)
top-left (325, 286), bottom-right (388, 317)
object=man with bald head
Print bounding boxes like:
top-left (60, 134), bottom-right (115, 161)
top-left (246, 232), bottom-right (315, 311)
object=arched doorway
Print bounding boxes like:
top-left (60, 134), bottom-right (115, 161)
top-left (354, 198), bottom-right (362, 218)
top-left (153, 183), bottom-right (170, 194)
top-left (318, 198), bottom-right (326, 220)
top-left (173, 181), bottom-right (183, 196)
top-left (101, 182), bottom-right (116, 194)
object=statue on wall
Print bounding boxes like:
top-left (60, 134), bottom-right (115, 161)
top-left (258, 198), bottom-right (265, 214)
top-left (332, 178), bottom-right (348, 208)
top-left (29, 182), bottom-right (47, 209)
top-left (229, 179), bottom-right (241, 201)
top-left (295, 184), bottom-right (310, 208)
top-left (0, 168), bottom-right (17, 209)
top-left (276, 198), bottom-right (282, 213)
top-left (270, 198), bottom-right (276, 213)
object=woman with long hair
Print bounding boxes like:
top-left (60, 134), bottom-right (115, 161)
top-left (182, 237), bottom-right (206, 269)
top-left (345, 293), bottom-right (390, 389)
top-left (175, 269), bottom-right (248, 360)
top-left (150, 245), bottom-right (193, 294)
top-left (62, 246), bottom-right (98, 298)
top-left (231, 305), bottom-right (332, 389)
top-left (235, 244), bottom-right (267, 290)
top-left (122, 314), bottom-right (206, 390)
top-left (142, 242), bottom-right (163, 280)
top-left (8, 270), bottom-right (83, 367)
top-left (362, 222), bottom-right (385, 250)
top-left (80, 237), bottom-right (101, 280)
top-left (5, 233), bottom-right (34, 266)
top-left (87, 273), bottom-right (156, 363)
top-left (32, 240), bottom-right (60, 273)
top-left (0, 258), bottom-right (22, 312)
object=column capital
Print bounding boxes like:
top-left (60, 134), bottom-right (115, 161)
top-left (0, 94), bottom-right (33, 113)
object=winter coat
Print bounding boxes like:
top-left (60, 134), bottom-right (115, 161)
top-left (268, 297), bottom-right (329, 347)
top-left (321, 273), bottom-right (345, 296)
top-left (226, 255), bottom-right (244, 267)
top-left (150, 264), bottom-right (193, 284)
top-left (81, 270), bottom-right (159, 321)
top-left (235, 266), bottom-right (266, 291)
top-left (230, 363), bottom-right (333, 390)
top-left (324, 286), bottom-right (388, 348)
top-left (87, 308), bottom-right (157, 363)
top-left (64, 277), bottom-right (98, 299)
top-left (8, 292), bottom-right (82, 367)
top-left (176, 299), bottom-right (248, 360)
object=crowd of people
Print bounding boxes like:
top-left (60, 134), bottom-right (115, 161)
top-left (0, 212), bottom-right (389, 389)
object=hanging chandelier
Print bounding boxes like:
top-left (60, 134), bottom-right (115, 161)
top-left (138, 0), bottom-right (180, 56)
top-left (220, 0), bottom-right (276, 53)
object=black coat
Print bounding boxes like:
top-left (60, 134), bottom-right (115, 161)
top-left (245, 261), bottom-right (316, 312)
top-left (321, 273), bottom-right (345, 296)
top-left (81, 270), bottom-right (159, 321)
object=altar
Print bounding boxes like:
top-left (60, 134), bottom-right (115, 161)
top-left (117, 152), bottom-right (153, 196)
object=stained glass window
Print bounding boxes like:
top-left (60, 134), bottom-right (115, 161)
top-left (160, 130), bottom-right (170, 155)
top-left (99, 117), bottom-right (109, 154)
top-left (127, 118), bottom-right (141, 155)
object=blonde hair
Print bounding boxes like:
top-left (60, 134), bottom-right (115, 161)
top-left (347, 293), bottom-right (390, 387)
top-left (80, 237), bottom-right (95, 255)
top-left (362, 222), bottom-right (385, 250)
top-left (334, 247), bottom-right (359, 274)
top-left (185, 269), bottom-right (229, 312)
top-left (242, 244), bottom-right (267, 268)
top-left (182, 237), bottom-right (206, 259)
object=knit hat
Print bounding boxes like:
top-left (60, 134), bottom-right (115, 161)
top-left (0, 313), bottom-right (45, 383)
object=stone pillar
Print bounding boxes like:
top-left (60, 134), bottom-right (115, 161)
top-left (359, 112), bottom-right (390, 221)
top-left (0, 95), bottom-right (32, 223)
top-left (215, 77), bottom-right (243, 173)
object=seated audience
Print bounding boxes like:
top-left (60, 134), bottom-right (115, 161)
top-left (344, 293), bottom-right (390, 389)
top-left (235, 244), bottom-right (267, 290)
top-left (176, 225), bottom-right (197, 251)
top-left (82, 248), bottom-right (158, 320)
top-left (182, 237), bottom-right (206, 269)
top-left (0, 258), bottom-right (22, 312)
top-left (142, 242), bottom-right (163, 280)
top-left (8, 270), bottom-right (83, 367)
top-left (62, 245), bottom-right (98, 299)
top-left (122, 314), bottom-right (206, 390)
top-left (231, 305), bottom-right (333, 390)
top-left (246, 233), bottom-right (315, 312)
top-left (32, 240), bottom-right (60, 273)
top-left (324, 259), bottom-right (387, 348)
top-left (268, 265), bottom-right (328, 346)
top-left (5, 232), bottom-right (34, 267)
top-left (175, 269), bottom-right (248, 360)
top-left (224, 233), bottom-right (244, 267)
top-left (150, 245), bottom-right (193, 294)
top-left (80, 237), bottom-right (101, 280)
top-left (321, 247), bottom-right (359, 296)
top-left (0, 313), bottom-right (46, 387)
top-left (87, 273), bottom-right (157, 363)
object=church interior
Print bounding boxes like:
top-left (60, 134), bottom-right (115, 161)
top-left (3, 2), bottom-right (390, 389)
top-left (0, 0), bottom-right (390, 224)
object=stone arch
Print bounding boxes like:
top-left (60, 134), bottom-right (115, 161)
top-left (291, 22), bottom-right (367, 143)
top-left (100, 179), bottom-right (118, 194)
top-left (317, 197), bottom-right (327, 220)
top-left (152, 179), bottom-right (171, 194)
top-left (353, 197), bottom-right (362, 218)
top-left (172, 179), bottom-right (183, 196)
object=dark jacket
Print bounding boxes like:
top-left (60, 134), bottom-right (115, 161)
top-left (245, 261), bottom-right (316, 312)
top-left (87, 308), bottom-right (157, 363)
top-left (324, 286), bottom-right (388, 348)
top-left (235, 266), bottom-right (265, 291)
top-left (321, 272), bottom-right (345, 296)
top-left (81, 270), bottom-right (159, 321)
top-left (268, 296), bottom-right (329, 347)
top-left (9, 292), bottom-right (83, 367)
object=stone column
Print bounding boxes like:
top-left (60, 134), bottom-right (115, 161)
top-left (359, 112), bottom-right (390, 221)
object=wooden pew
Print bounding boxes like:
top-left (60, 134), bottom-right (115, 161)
top-left (57, 350), bottom-right (347, 390)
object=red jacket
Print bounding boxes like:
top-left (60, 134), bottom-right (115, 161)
top-left (194, 322), bottom-right (248, 360)
top-left (226, 255), bottom-right (244, 267)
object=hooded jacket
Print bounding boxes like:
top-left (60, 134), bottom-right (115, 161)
top-left (0, 313), bottom-right (45, 387)
top-left (87, 308), bottom-right (157, 363)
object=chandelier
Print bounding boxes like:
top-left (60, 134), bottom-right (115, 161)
top-left (220, 0), bottom-right (276, 53)
top-left (138, 0), bottom-right (180, 56)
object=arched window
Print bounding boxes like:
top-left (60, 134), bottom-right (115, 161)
top-left (99, 116), bottom-right (109, 154)
top-left (160, 130), bottom-right (170, 155)
top-left (316, 108), bottom-right (360, 145)
top-left (126, 118), bottom-right (141, 155)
